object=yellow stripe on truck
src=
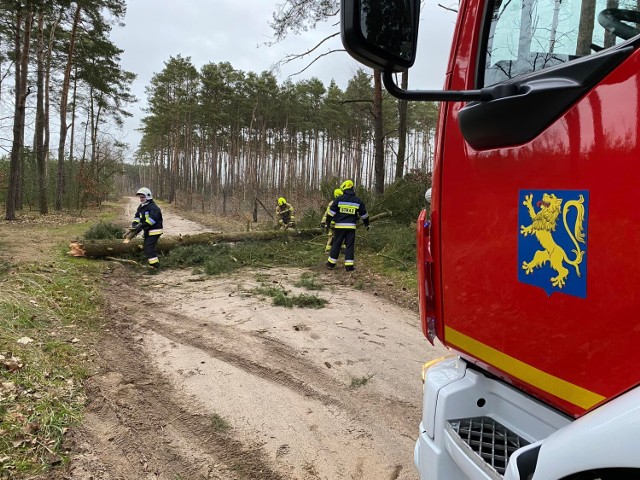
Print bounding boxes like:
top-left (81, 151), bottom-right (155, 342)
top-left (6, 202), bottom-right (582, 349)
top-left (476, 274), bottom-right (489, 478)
top-left (445, 326), bottom-right (605, 410)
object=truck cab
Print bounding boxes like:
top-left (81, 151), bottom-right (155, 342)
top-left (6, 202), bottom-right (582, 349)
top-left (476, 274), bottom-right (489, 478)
top-left (342, 0), bottom-right (640, 478)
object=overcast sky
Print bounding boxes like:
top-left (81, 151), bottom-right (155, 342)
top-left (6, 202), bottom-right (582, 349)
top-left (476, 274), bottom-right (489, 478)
top-left (110, 0), bottom-right (458, 155)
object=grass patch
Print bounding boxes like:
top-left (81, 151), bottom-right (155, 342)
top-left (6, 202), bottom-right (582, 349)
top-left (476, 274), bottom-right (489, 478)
top-left (294, 272), bottom-right (324, 291)
top-left (0, 258), bottom-right (11, 276)
top-left (253, 285), bottom-right (283, 297)
top-left (294, 294), bottom-right (327, 308)
top-left (254, 273), bottom-right (269, 283)
top-left (0, 204), bottom-right (119, 478)
top-left (349, 374), bottom-right (374, 389)
top-left (253, 285), bottom-right (327, 309)
top-left (210, 413), bottom-right (231, 432)
top-left (275, 293), bottom-right (327, 309)
top-left (0, 256), bottom-right (105, 477)
top-left (271, 292), bottom-right (295, 308)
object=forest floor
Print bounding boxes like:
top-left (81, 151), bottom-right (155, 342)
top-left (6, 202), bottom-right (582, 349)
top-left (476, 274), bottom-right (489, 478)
top-left (2, 199), bottom-right (448, 480)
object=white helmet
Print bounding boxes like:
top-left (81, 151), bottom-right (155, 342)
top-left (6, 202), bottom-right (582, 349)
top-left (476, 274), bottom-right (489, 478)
top-left (136, 187), bottom-right (152, 200)
top-left (425, 188), bottom-right (432, 204)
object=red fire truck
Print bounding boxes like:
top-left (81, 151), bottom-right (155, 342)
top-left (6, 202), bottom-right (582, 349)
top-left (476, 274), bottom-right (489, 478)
top-left (342, 0), bottom-right (640, 478)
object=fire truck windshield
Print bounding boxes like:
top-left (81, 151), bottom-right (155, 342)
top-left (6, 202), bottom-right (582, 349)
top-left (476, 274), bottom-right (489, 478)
top-left (483, 0), bottom-right (640, 86)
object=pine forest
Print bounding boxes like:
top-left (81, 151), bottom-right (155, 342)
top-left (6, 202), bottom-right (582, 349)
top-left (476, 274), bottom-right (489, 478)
top-left (0, 1), bottom-right (438, 221)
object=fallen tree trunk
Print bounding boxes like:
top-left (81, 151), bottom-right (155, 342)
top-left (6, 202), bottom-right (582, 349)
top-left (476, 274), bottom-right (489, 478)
top-left (68, 211), bottom-right (391, 258)
top-left (365, 211), bottom-right (390, 223)
top-left (69, 229), bottom-right (322, 258)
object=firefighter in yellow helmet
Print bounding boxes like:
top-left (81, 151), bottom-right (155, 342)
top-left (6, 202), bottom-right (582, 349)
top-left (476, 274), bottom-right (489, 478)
top-left (325, 179), bottom-right (369, 272)
top-left (321, 188), bottom-right (343, 253)
top-left (276, 197), bottom-right (295, 229)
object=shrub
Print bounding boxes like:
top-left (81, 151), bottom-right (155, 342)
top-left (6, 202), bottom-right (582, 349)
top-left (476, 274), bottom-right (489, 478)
top-left (298, 207), bottom-right (321, 229)
top-left (83, 222), bottom-right (125, 240)
top-left (371, 170), bottom-right (431, 225)
top-left (320, 176), bottom-right (341, 199)
top-left (361, 222), bottom-right (416, 266)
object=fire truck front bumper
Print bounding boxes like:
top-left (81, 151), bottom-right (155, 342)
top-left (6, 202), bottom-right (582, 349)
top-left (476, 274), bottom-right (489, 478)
top-left (413, 357), bottom-right (571, 480)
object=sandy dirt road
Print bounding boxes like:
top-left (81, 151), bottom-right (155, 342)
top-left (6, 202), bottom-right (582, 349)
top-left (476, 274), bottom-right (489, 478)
top-left (56, 198), bottom-right (449, 480)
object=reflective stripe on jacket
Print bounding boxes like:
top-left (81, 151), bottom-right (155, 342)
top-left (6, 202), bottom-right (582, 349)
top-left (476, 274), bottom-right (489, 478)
top-left (321, 200), bottom-right (337, 228)
top-left (326, 189), bottom-right (369, 230)
top-left (133, 200), bottom-right (163, 236)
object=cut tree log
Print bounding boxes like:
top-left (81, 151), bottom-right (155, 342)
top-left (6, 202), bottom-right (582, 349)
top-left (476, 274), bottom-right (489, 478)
top-left (68, 211), bottom-right (391, 258)
top-left (69, 229), bottom-right (321, 258)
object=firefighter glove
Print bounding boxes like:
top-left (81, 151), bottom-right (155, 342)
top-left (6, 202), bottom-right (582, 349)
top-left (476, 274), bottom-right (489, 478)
top-left (128, 226), bottom-right (142, 239)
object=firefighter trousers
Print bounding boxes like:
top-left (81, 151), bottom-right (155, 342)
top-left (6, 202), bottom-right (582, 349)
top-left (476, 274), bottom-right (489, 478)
top-left (143, 234), bottom-right (161, 268)
top-left (327, 229), bottom-right (356, 271)
top-left (325, 228), bottom-right (335, 252)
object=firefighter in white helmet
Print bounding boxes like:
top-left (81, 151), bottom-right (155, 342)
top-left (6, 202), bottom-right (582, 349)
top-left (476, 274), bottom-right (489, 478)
top-left (123, 187), bottom-right (164, 270)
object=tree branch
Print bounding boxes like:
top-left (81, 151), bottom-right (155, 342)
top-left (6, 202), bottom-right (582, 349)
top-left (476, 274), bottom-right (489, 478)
top-left (437, 3), bottom-right (459, 12)
top-left (273, 32), bottom-right (340, 69)
top-left (268, 0), bottom-right (340, 43)
top-left (289, 49), bottom-right (345, 77)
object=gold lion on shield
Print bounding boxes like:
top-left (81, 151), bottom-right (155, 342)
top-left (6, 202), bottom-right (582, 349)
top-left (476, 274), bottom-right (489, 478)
top-left (520, 193), bottom-right (586, 288)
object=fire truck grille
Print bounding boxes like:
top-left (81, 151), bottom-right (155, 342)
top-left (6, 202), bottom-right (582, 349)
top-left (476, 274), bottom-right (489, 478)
top-left (447, 416), bottom-right (529, 477)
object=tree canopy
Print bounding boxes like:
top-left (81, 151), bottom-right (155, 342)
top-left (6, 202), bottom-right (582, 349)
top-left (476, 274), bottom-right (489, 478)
top-left (135, 56), bottom-right (437, 209)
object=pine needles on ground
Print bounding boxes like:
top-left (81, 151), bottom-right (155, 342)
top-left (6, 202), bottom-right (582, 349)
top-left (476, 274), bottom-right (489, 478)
top-left (161, 239), bottom-right (327, 275)
top-left (253, 285), bottom-right (327, 309)
top-left (294, 272), bottom-right (324, 290)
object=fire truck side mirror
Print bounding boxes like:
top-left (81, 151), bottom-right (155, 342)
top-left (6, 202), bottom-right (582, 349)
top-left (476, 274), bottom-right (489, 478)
top-left (341, 0), bottom-right (420, 72)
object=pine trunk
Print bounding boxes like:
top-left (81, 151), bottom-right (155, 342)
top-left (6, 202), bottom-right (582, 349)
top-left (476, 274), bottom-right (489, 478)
top-left (68, 213), bottom-right (390, 258)
top-left (6, 8), bottom-right (33, 221)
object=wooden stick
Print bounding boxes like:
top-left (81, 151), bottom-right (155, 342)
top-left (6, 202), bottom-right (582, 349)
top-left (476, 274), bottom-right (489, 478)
top-left (105, 256), bottom-right (142, 266)
top-left (255, 197), bottom-right (275, 220)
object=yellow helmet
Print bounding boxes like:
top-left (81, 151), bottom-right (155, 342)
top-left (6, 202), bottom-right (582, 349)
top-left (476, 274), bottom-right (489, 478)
top-left (340, 179), bottom-right (354, 190)
top-left (333, 188), bottom-right (343, 198)
top-left (278, 197), bottom-right (287, 206)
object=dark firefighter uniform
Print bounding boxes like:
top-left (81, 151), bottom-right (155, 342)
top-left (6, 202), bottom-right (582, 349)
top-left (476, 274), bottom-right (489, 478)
top-left (325, 187), bottom-right (369, 271)
top-left (132, 200), bottom-right (163, 268)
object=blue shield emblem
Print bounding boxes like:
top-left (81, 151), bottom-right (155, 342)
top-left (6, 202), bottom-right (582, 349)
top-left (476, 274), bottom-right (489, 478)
top-left (518, 190), bottom-right (589, 297)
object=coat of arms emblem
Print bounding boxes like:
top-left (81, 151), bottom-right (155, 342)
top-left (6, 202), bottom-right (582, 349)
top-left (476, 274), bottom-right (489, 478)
top-left (518, 190), bottom-right (589, 297)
